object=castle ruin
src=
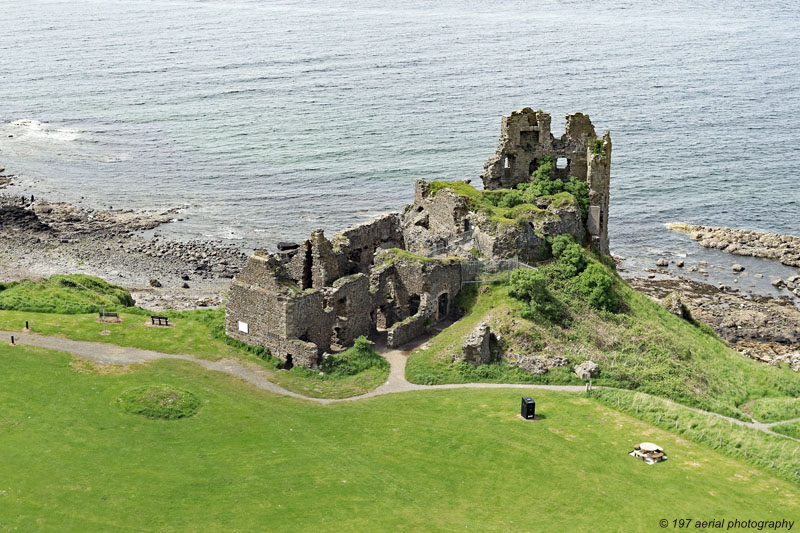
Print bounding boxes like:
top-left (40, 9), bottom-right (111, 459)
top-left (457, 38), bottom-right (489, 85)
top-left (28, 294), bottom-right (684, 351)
top-left (481, 108), bottom-right (611, 254)
top-left (226, 108), bottom-right (612, 367)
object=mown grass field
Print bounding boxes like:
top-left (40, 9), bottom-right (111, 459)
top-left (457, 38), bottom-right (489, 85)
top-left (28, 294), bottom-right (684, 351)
top-left (1, 343), bottom-right (798, 531)
top-left (0, 307), bottom-right (388, 399)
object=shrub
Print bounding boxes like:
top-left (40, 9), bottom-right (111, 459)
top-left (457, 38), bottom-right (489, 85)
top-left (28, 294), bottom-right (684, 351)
top-left (324, 336), bottom-right (388, 376)
top-left (591, 138), bottom-right (605, 155)
top-left (508, 269), bottom-right (565, 322)
top-left (564, 177), bottom-right (589, 221)
top-left (574, 263), bottom-right (619, 312)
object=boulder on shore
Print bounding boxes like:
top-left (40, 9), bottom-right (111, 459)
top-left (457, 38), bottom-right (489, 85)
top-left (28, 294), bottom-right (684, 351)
top-left (661, 292), bottom-right (692, 321)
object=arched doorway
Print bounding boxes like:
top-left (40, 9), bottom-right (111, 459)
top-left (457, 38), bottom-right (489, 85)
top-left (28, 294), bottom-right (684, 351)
top-left (438, 293), bottom-right (449, 320)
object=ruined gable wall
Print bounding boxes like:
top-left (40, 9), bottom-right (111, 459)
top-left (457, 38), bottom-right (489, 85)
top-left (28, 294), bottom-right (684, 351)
top-left (481, 108), bottom-right (598, 190)
top-left (225, 251), bottom-right (292, 350)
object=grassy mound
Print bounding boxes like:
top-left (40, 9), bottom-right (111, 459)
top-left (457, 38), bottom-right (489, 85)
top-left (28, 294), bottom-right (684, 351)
top-left (1, 344), bottom-right (797, 530)
top-left (118, 385), bottom-right (201, 419)
top-left (407, 242), bottom-right (800, 419)
top-left (0, 274), bottom-right (134, 314)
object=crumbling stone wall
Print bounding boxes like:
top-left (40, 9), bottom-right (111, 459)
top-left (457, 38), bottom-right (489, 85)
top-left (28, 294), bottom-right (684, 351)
top-left (226, 218), bottom-right (463, 366)
top-left (481, 107), bottom-right (612, 254)
top-left (226, 107), bottom-right (614, 366)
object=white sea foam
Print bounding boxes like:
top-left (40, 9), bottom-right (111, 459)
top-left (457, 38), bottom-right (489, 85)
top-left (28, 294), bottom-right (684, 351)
top-left (5, 120), bottom-right (84, 142)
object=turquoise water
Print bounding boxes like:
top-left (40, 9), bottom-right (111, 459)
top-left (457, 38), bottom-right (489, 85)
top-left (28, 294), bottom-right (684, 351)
top-left (0, 0), bottom-right (798, 278)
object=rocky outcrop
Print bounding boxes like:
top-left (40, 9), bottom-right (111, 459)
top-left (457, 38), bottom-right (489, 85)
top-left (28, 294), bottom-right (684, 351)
top-left (661, 292), bottom-right (692, 320)
top-left (573, 360), bottom-right (600, 379)
top-left (667, 223), bottom-right (800, 268)
top-left (460, 322), bottom-right (492, 365)
top-left (630, 277), bottom-right (800, 368)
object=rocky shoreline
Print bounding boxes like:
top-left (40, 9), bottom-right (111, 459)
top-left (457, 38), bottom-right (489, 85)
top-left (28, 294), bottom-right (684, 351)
top-left (667, 222), bottom-right (800, 268)
top-left (629, 277), bottom-right (800, 370)
top-left (0, 172), bottom-right (248, 310)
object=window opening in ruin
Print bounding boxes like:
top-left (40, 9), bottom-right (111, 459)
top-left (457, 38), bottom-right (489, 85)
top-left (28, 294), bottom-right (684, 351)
top-left (284, 355), bottom-right (294, 370)
top-left (437, 293), bottom-right (449, 320)
top-left (299, 333), bottom-right (310, 342)
top-left (529, 158), bottom-right (539, 176)
top-left (409, 295), bottom-right (421, 316)
top-left (334, 296), bottom-right (347, 317)
top-left (301, 244), bottom-right (312, 289)
top-left (556, 157), bottom-right (569, 169)
top-left (463, 219), bottom-right (470, 232)
top-left (332, 326), bottom-right (342, 342)
top-left (504, 157), bottom-right (510, 169)
top-left (386, 278), bottom-right (397, 302)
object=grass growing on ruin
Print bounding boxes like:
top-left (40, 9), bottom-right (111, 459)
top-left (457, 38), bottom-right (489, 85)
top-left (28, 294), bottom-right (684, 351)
top-left (406, 252), bottom-right (800, 420)
top-left (0, 274), bottom-right (135, 314)
top-left (428, 157), bottom-right (589, 226)
top-left (267, 337), bottom-right (389, 399)
top-left (0, 307), bottom-right (388, 399)
top-left (748, 398), bottom-right (800, 423)
top-left (1, 343), bottom-right (798, 531)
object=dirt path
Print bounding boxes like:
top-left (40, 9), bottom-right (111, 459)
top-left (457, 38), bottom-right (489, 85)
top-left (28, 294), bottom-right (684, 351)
top-left (2, 329), bottom-right (799, 442)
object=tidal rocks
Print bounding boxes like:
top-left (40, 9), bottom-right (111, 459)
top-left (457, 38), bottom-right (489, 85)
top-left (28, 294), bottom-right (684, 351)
top-left (732, 264), bottom-right (745, 272)
top-left (630, 278), bottom-right (800, 361)
top-left (573, 360), bottom-right (600, 379)
top-left (656, 258), bottom-right (668, 267)
top-left (667, 223), bottom-right (800, 268)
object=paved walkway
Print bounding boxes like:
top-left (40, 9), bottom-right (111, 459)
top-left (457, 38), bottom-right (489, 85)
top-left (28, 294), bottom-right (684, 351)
top-left (2, 329), bottom-right (799, 442)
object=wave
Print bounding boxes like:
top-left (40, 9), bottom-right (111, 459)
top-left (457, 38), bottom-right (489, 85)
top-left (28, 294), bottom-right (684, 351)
top-left (4, 120), bottom-right (85, 142)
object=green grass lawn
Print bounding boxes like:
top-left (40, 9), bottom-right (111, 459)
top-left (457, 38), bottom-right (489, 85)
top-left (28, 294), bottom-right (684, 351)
top-left (406, 275), bottom-right (800, 420)
top-left (0, 308), bottom-right (387, 399)
top-left (1, 344), bottom-right (798, 531)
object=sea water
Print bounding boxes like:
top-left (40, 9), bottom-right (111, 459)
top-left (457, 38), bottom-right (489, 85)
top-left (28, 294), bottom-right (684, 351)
top-left (0, 0), bottom-right (798, 287)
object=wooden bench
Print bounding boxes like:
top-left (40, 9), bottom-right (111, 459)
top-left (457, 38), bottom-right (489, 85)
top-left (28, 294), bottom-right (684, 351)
top-left (151, 315), bottom-right (170, 327)
top-left (100, 312), bottom-right (119, 319)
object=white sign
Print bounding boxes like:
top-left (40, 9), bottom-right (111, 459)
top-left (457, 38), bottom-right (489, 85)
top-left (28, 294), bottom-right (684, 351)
top-left (238, 321), bottom-right (249, 334)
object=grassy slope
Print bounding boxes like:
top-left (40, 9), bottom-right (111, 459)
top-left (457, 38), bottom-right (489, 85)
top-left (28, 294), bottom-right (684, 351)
top-left (0, 274), bottom-right (134, 314)
top-left (1, 344), bottom-right (798, 531)
top-left (748, 397), bottom-right (800, 423)
top-left (774, 422), bottom-right (800, 440)
top-left (0, 308), bottom-right (387, 399)
top-left (407, 273), bottom-right (800, 420)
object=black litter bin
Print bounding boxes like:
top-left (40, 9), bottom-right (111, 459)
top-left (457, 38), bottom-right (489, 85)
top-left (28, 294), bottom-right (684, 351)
top-left (521, 397), bottom-right (535, 419)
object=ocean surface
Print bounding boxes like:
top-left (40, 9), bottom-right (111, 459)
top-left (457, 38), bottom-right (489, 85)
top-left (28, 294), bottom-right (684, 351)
top-left (1, 0), bottom-right (798, 288)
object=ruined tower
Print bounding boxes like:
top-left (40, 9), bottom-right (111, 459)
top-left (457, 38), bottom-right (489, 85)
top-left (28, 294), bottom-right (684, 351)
top-left (481, 107), bottom-right (611, 254)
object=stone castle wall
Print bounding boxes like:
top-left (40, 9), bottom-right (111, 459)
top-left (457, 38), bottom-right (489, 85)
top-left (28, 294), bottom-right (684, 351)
top-left (226, 107), bottom-right (613, 365)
